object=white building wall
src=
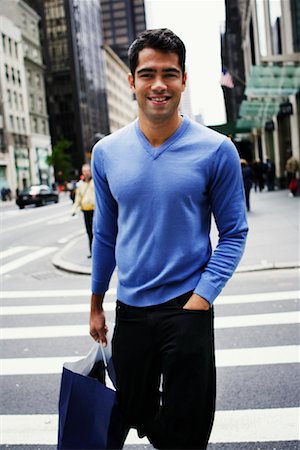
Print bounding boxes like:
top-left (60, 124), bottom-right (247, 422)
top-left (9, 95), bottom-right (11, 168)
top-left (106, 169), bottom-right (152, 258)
top-left (102, 45), bottom-right (136, 134)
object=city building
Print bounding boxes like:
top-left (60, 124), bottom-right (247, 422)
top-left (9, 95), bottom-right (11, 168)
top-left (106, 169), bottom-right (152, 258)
top-left (25, 0), bottom-right (110, 175)
top-left (179, 77), bottom-right (195, 120)
top-left (237, 0), bottom-right (300, 186)
top-left (1, 0), bottom-right (53, 191)
top-left (0, 14), bottom-right (32, 193)
top-left (102, 44), bottom-right (136, 133)
top-left (100, 0), bottom-right (147, 66)
top-left (221, 0), bottom-right (246, 124)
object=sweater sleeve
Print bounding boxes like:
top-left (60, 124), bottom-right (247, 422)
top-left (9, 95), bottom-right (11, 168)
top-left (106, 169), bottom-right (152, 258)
top-left (91, 146), bottom-right (118, 294)
top-left (194, 139), bottom-right (248, 304)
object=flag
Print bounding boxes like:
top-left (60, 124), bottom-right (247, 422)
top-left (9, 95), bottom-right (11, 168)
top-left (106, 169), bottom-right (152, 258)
top-left (220, 69), bottom-right (234, 88)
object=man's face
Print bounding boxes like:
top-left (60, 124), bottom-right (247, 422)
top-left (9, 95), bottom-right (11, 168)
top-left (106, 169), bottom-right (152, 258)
top-left (128, 48), bottom-right (186, 123)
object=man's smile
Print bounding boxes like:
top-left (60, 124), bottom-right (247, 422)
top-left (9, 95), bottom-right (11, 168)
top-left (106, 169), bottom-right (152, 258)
top-left (148, 96), bottom-right (171, 105)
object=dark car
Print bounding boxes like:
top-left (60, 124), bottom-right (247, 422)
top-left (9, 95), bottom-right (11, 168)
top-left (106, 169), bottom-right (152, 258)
top-left (16, 185), bottom-right (59, 209)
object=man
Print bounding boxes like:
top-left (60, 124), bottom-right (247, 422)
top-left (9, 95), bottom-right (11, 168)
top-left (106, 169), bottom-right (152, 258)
top-left (90, 29), bottom-right (248, 449)
top-left (73, 164), bottom-right (95, 257)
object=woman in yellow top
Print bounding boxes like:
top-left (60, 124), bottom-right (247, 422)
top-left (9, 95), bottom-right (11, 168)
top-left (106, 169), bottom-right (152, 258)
top-left (73, 164), bottom-right (95, 257)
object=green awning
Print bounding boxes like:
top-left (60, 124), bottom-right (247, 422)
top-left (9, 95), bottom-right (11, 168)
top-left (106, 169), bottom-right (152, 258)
top-left (245, 65), bottom-right (300, 97)
top-left (239, 99), bottom-right (281, 120)
top-left (236, 118), bottom-right (261, 132)
top-left (208, 122), bottom-right (236, 136)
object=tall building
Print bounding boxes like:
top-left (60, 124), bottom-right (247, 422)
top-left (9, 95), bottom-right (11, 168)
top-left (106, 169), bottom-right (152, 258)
top-left (1, 0), bottom-right (53, 190)
top-left (221, 0), bottom-right (246, 123)
top-left (25, 0), bottom-right (110, 174)
top-left (237, 0), bottom-right (300, 186)
top-left (100, 0), bottom-right (147, 65)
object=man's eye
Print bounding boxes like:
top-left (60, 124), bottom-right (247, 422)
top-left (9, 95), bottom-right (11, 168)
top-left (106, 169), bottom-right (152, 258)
top-left (140, 74), bottom-right (152, 78)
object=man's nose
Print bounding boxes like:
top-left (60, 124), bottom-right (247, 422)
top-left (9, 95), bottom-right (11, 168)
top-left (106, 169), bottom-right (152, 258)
top-left (151, 77), bottom-right (167, 91)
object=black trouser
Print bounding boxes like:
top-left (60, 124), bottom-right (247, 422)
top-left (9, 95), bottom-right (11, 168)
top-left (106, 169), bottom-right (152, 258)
top-left (83, 210), bottom-right (94, 252)
top-left (112, 291), bottom-right (216, 450)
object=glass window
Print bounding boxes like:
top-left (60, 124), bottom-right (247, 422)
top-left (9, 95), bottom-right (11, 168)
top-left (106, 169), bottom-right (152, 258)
top-left (7, 89), bottom-right (12, 107)
top-left (17, 70), bottom-right (21, 85)
top-left (15, 42), bottom-right (18, 58)
top-left (2, 33), bottom-right (6, 52)
top-left (268, 0), bottom-right (282, 54)
top-left (27, 69), bottom-right (32, 84)
top-left (5, 64), bottom-right (9, 80)
top-left (22, 118), bottom-right (26, 130)
top-left (9, 115), bottom-right (14, 130)
top-left (30, 93), bottom-right (34, 110)
top-left (35, 73), bottom-right (41, 88)
top-left (33, 117), bottom-right (38, 133)
top-left (11, 68), bottom-right (15, 83)
top-left (19, 94), bottom-right (23, 110)
top-left (8, 38), bottom-right (12, 55)
top-left (255, 0), bottom-right (267, 56)
top-left (38, 98), bottom-right (43, 113)
top-left (14, 92), bottom-right (18, 109)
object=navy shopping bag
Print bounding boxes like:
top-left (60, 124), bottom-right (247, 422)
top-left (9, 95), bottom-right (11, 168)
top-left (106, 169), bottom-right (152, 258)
top-left (57, 331), bottom-right (127, 450)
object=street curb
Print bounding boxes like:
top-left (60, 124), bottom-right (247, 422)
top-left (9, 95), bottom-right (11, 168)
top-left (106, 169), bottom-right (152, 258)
top-left (52, 237), bottom-right (299, 276)
top-left (52, 234), bottom-right (92, 275)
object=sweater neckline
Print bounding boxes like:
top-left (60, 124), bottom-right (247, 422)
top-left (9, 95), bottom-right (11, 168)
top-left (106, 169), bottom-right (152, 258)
top-left (134, 116), bottom-right (189, 160)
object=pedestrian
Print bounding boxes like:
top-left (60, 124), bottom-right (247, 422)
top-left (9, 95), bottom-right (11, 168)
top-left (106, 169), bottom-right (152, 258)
top-left (73, 164), bottom-right (95, 257)
top-left (285, 152), bottom-right (299, 197)
top-left (252, 159), bottom-right (265, 192)
top-left (241, 159), bottom-right (253, 211)
top-left (89, 28), bottom-right (248, 450)
top-left (266, 158), bottom-right (276, 191)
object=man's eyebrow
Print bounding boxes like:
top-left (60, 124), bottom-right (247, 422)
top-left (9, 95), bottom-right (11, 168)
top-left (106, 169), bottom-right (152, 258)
top-left (137, 67), bottom-right (181, 75)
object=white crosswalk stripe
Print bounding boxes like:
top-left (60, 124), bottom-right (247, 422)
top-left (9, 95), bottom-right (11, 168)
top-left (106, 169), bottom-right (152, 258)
top-left (1, 247), bottom-right (58, 275)
top-left (0, 246), bottom-right (33, 261)
top-left (1, 345), bottom-right (299, 376)
top-left (1, 288), bottom-right (299, 448)
top-left (1, 311), bottom-right (299, 339)
top-left (1, 407), bottom-right (299, 445)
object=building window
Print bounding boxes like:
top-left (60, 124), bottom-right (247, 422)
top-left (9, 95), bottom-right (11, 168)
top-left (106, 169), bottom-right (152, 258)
top-left (30, 94), bottom-right (34, 110)
top-left (268, 0), bottom-right (282, 54)
top-left (22, 118), bottom-right (26, 130)
top-left (16, 117), bottom-right (20, 130)
top-left (8, 38), bottom-right (12, 55)
top-left (9, 115), bottom-right (14, 130)
top-left (15, 42), bottom-right (18, 58)
top-left (5, 64), bottom-right (9, 81)
top-left (17, 70), bottom-right (21, 85)
top-left (33, 117), bottom-right (38, 133)
top-left (38, 97), bottom-right (43, 114)
top-left (2, 33), bottom-right (6, 52)
top-left (11, 68), bottom-right (15, 83)
top-left (255, 0), bottom-right (267, 57)
top-left (42, 119), bottom-right (47, 135)
top-left (14, 91), bottom-right (18, 109)
top-left (7, 89), bottom-right (12, 107)
top-left (27, 69), bottom-right (32, 84)
top-left (19, 94), bottom-right (23, 110)
top-left (35, 73), bottom-right (41, 88)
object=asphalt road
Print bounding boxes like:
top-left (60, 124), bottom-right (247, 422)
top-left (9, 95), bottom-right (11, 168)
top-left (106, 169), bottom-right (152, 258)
top-left (1, 195), bottom-right (299, 449)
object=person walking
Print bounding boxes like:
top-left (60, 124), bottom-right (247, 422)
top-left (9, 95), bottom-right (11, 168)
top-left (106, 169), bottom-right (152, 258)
top-left (73, 164), bottom-right (95, 257)
top-left (241, 159), bottom-right (253, 211)
top-left (285, 153), bottom-right (299, 197)
top-left (89, 29), bottom-right (248, 449)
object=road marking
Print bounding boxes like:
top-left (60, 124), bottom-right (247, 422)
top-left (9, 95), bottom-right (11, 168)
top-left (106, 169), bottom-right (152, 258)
top-left (0, 247), bottom-right (58, 275)
top-left (1, 212), bottom-right (69, 234)
top-left (219, 290), bottom-right (300, 304)
top-left (1, 407), bottom-right (299, 444)
top-left (1, 288), bottom-right (116, 299)
top-left (215, 310), bottom-right (300, 328)
top-left (57, 229), bottom-right (83, 244)
top-left (1, 289), bottom-right (298, 303)
top-left (1, 345), bottom-right (299, 375)
top-left (0, 246), bottom-right (33, 261)
top-left (1, 310), bottom-right (299, 334)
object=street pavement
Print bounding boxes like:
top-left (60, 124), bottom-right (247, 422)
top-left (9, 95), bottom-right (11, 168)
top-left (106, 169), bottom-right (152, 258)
top-left (0, 189), bottom-right (299, 449)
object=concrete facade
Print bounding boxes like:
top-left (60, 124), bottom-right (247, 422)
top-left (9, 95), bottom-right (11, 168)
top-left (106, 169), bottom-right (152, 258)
top-left (102, 44), bottom-right (136, 134)
top-left (0, 0), bottom-right (53, 193)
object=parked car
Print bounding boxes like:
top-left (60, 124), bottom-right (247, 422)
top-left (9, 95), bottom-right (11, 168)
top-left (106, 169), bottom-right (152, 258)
top-left (16, 185), bottom-right (59, 209)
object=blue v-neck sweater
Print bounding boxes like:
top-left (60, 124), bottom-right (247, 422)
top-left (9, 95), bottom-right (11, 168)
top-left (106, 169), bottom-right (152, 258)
top-left (91, 117), bottom-right (248, 306)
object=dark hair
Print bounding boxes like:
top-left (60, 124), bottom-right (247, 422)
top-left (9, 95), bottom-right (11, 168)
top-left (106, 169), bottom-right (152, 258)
top-left (128, 28), bottom-right (186, 77)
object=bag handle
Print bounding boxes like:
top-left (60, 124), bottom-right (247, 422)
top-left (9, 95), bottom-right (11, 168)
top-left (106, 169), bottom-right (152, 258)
top-left (100, 342), bottom-right (108, 368)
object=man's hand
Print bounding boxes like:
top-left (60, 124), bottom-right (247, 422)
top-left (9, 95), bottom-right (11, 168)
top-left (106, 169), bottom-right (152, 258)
top-left (182, 293), bottom-right (210, 311)
top-left (89, 293), bottom-right (108, 346)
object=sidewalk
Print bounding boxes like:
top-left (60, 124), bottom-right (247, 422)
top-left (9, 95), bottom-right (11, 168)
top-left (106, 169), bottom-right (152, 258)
top-left (52, 189), bottom-right (300, 275)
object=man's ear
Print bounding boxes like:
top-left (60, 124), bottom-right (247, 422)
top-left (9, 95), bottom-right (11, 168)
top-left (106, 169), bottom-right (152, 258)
top-left (128, 73), bottom-right (135, 91)
top-left (182, 72), bottom-right (187, 91)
